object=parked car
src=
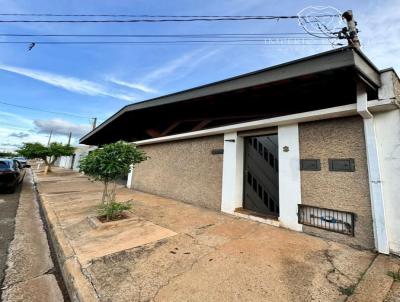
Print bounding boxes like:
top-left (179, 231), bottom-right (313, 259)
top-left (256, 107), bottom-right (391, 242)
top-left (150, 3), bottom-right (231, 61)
top-left (0, 158), bottom-right (28, 193)
top-left (13, 156), bottom-right (28, 167)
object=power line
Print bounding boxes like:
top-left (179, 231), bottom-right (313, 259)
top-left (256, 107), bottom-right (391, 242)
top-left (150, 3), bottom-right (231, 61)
top-left (0, 33), bottom-right (319, 38)
top-left (0, 41), bottom-right (340, 46)
top-left (0, 13), bottom-right (340, 18)
top-left (0, 15), bottom-right (340, 23)
top-left (0, 100), bottom-right (95, 119)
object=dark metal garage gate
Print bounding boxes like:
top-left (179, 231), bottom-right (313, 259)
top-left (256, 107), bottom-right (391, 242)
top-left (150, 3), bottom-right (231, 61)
top-left (243, 134), bottom-right (279, 217)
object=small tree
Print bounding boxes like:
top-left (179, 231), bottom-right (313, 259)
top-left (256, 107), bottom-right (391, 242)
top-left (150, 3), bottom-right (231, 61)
top-left (0, 151), bottom-right (17, 157)
top-left (79, 141), bottom-right (148, 206)
top-left (17, 142), bottom-right (75, 172)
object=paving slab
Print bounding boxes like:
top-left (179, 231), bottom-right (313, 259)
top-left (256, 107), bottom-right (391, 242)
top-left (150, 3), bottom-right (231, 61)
top-left (348, 255), bottom-right (400, 302)
top-left (73, 215), bottom-right (177, 265)
top-left (2, 274), bottom-right (63, 302)
top-left (384, 281), bottom-right (400, 302)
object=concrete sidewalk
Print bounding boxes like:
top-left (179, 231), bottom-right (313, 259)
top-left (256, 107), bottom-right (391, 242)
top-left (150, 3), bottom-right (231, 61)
top-left (1, 171), bottom-right (64, 302)
top-left (35, 167), bottom-right (400, 302)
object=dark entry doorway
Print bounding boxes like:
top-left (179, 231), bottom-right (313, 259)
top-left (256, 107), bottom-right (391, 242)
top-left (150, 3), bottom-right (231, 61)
top-left (243, 134), bottom-right (279, 217)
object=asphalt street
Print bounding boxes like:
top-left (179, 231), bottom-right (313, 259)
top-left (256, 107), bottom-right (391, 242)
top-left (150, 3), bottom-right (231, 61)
top-left (0, 183), bottom-right (21, 295)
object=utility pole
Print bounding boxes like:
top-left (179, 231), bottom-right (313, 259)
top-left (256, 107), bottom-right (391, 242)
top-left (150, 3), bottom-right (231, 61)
top-left (44, 129), bottom-right (53, 175)
top-left (47, 129), bottom-right (53, 146)
top-left (67, 132), bottom-right (72, 146)
top-left (92, 117), bottom-right (97, 130)
top-left (340, 10), bottom-right (361, 49)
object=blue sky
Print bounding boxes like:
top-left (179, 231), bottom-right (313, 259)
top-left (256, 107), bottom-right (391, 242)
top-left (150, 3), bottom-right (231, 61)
top-left (0, 0), bottom-right (399, 151)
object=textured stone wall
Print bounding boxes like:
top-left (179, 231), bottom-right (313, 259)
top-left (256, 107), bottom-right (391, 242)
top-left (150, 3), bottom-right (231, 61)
top-left (132, 135), bottom-right (224, 210)
top-left (299, 116), bottom-right (374, 249)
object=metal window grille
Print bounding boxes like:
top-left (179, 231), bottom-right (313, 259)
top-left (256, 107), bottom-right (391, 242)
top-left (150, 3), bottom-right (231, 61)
top-left (298, 205), bottom-right (355, 236)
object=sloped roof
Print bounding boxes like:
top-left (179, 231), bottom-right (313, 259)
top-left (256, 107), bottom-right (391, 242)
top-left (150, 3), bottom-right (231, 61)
top-left (80, 47), bottom-right (382, 145)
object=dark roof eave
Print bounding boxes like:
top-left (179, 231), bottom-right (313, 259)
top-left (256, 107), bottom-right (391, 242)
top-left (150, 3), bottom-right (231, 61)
top-left (80, 46), bottom-right (381, 144)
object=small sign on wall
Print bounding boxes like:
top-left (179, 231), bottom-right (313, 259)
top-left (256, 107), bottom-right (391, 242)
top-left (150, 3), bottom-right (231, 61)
top-left (300, 159), bottom-right (321, 171)
top-left (211, 149), bottom-right (224, 155)
top-left (328, 159), bottom-right (355, 172)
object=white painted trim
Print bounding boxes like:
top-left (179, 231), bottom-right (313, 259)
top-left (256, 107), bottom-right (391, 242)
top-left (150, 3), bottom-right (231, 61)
top-left (357, 83), bottom-right (390, 254)
top-left (378, 70), bottom-right (397, 100)
top-left (133, 101), bottom-right (396, 147)
top-left (233, 211), bottom-right (280, 227)
top-left (278, 124), bottom-right (303, 231)
top-left (374, 109), bottom-right (400, 255)
top-left (368, 98), bottom-right (399, 112)
top-left (220, 132), bottom-right (244, 214)
top-left (134, 104), bottom-right (358, 146)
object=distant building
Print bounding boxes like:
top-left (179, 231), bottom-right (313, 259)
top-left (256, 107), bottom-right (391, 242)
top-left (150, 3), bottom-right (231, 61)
top-left (55, 145), bottom-right (96, 171)
top-left (81, 47), bottom-right (400, 255)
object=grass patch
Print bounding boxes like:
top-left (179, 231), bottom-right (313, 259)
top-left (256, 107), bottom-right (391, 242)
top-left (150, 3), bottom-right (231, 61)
top-left (339, 285), bottom-right (356, 296)
top-left (387, 270), bottom-right (400, 281)
top-left (97, 200), bottom-right (132, 222)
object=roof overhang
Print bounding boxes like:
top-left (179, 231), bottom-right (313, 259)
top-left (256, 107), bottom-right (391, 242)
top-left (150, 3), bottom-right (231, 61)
top-left (80, 47), bottom-right (382, 145)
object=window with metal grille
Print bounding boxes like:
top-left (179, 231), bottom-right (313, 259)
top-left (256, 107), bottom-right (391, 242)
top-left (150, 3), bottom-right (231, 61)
top-left (263, 147), bottom-right (268, 162)
top-left (298, 205), bottom-right (355, 236)
top-left (269, 153), bottom-right (275, 168)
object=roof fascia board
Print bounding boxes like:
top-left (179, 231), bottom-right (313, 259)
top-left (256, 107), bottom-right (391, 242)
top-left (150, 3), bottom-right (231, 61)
top-left (133, 104), bottom-right (358, 146)
top-left (126, 50), bottom-right (356, 111)
top-left (354, 51), bottom-right (381, 88)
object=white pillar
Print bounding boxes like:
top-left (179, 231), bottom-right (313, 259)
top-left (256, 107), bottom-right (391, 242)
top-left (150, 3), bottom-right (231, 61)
top-left (221, 132), bottom-right (244, 213)
top-left (357, 83), bottom-right (390, 254)
top-left (374, 110), bottom-right (400, 255)
top-left (126, 164), bottom-right (134, 189)
top-left (378, 70), bottom-right (397, 101)
top-left (278, 124), bottom-right (302, 231)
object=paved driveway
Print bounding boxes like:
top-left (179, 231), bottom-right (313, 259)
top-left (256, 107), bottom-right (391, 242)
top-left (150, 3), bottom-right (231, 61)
top-left (35, 168), bottom-right (392, 302)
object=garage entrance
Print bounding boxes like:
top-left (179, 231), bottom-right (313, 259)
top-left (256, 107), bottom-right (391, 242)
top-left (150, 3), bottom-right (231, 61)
top-left (243, 134), bottom-right (279, 217)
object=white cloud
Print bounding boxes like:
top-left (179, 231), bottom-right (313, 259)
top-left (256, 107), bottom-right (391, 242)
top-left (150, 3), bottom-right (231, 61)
top-left (0, 64), bottom-right (137, 102)
top-left (158, 49), bottom-right (221, 84)
top-left (141, 51), bottom-right (199, 83)
top-left (357, 1), bottom-right (400, 71)
top-left (34, 118), bottom-right (92, 137)
top-left (0, 110), bottom-right (33, 126)
top-left (137, 48), bottom-right (221, 88)
top-left (107, 48), bottom-right (221, 97)
top-left (9, 132), bottom-right (29, 138)
top-left (108, 78), bottom-right (158, 94)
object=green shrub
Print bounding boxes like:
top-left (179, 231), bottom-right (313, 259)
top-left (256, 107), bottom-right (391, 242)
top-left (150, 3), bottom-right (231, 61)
top-left (338, 285), bottom-right (356, 296)
top-left (387, 270), bottom-right (400, 281)
top-left (98, 201), bottom-right (132, 221)
top-left (79, 141), bottom-right (148, 205)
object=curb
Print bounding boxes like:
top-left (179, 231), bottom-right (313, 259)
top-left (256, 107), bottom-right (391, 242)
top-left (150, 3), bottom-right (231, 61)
top-left (32, 172), bottom-right (99, 302)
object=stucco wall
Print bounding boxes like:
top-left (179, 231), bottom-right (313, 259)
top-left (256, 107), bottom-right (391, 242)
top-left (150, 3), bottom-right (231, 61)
top-left (299, 116), bottom-right (374, 249)
top-left (132, 135), bottom-right (224, 210)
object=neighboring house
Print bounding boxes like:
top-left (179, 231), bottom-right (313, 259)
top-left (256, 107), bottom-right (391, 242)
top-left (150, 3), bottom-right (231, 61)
top-left (55, 146), bottom-right (96, 171)
top-left (80, 47), bottom-right (400, 255)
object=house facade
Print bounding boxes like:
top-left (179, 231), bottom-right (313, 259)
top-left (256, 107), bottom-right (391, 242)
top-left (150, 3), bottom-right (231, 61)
top-left (55, 145), bottom-right (96, 171)
top-left (80, 47), bottom-right (400, 255)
